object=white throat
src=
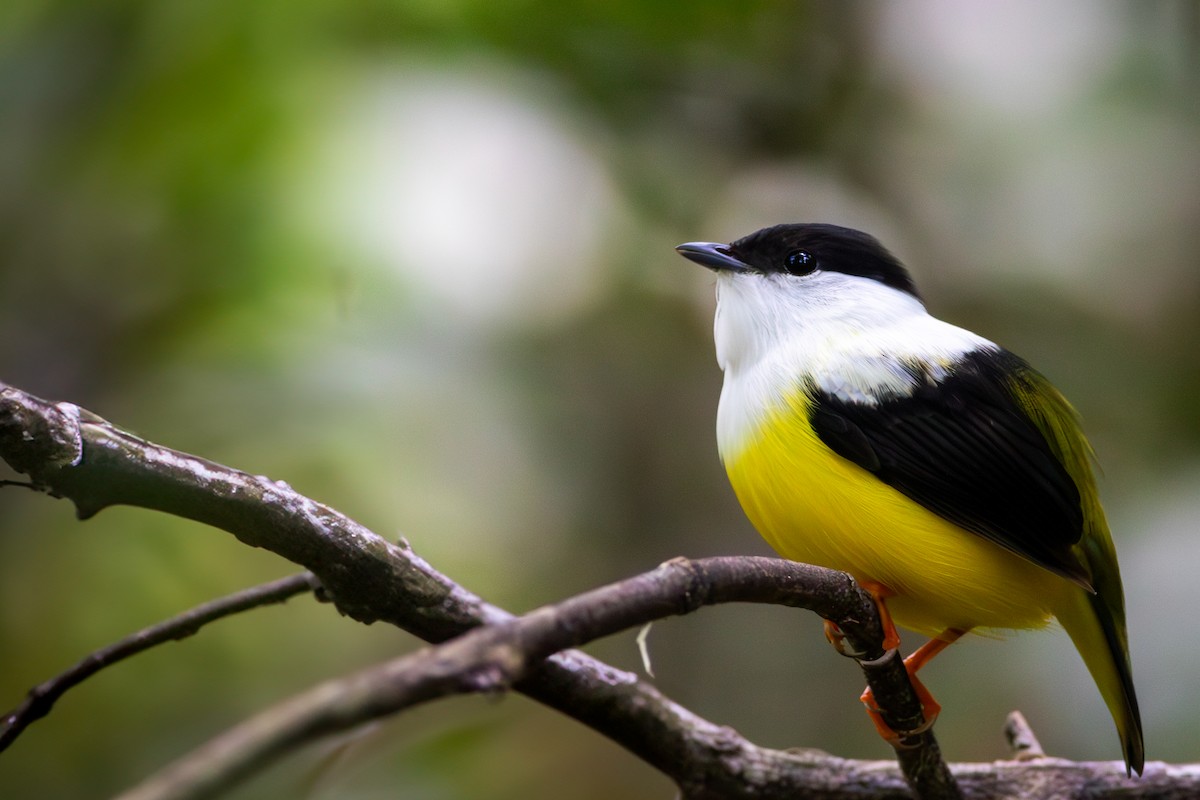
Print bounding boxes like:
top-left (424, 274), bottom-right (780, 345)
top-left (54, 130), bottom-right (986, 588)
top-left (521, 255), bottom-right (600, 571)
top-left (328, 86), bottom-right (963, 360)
top-left (711, 270), bottom-right (993, 457)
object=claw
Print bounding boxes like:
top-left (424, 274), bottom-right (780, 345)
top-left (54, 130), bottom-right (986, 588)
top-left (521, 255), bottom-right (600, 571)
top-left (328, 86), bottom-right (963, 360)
top-left (823, 619), bottom-right (868, 658)
top-left (858, 629), bottom-right (966, 744)
top-left (861, 670), bottom-right (942, 744)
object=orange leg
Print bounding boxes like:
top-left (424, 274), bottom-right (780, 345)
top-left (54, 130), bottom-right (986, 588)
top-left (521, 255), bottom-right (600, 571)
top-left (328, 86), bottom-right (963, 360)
top-left (823, 581), bottom-right (901, 658)
top-left (861, 628), bottom-right (967, 744)
top-left (859, 581), bottom-right (902, 652)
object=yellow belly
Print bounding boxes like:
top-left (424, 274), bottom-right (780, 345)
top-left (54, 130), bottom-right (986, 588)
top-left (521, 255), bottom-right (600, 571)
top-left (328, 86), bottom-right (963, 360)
top-left (723, 395), bottom-right (1072, 637)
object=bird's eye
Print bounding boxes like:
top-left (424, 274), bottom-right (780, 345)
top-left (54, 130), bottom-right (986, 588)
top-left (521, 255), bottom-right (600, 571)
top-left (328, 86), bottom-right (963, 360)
top-left (783, 249), bottom-right (816, 275)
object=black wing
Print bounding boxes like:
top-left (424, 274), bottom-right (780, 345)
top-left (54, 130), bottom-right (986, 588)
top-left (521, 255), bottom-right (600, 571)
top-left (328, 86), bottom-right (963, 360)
top-left (810, 349), bottom-right (1092, 588)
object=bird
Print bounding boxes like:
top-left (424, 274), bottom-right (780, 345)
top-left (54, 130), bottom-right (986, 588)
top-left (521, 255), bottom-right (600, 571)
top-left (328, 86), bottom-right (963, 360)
top-left (676, 222), bottom-right (1143, 775)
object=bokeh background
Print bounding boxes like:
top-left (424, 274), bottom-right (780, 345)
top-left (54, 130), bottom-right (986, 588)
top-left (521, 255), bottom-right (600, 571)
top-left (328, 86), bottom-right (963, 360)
top-left (2, 1), bottom-right (1198, 797)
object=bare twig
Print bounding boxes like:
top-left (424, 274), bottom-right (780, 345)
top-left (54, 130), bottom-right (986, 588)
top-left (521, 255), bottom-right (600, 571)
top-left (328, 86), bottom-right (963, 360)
top-left (2, 380), bottom-right (1178, 799)
top-left (113, 557), bottom-right (887, 800)
top-left (117, 557), bottom-right (1197, 800)
top-left (0, 573), bottom-right (318, 753)
top-left (1, 382), bottom-right (957, 797)
top-left (1005, 711), bottom-right (1046, 762)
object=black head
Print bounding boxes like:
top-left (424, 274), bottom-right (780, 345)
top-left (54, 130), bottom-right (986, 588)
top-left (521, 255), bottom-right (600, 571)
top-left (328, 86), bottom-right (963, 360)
top-left (676, 223), bottom-right (920, 300)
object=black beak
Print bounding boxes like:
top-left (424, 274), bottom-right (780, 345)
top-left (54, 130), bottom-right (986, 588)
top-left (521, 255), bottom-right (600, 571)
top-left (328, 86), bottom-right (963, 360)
top-left (675, 241), bottom-right (750, 273)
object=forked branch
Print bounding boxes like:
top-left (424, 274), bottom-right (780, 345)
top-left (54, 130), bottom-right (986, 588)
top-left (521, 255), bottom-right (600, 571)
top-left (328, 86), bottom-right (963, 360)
top-left (1, 381), bottom-right (1182, 799)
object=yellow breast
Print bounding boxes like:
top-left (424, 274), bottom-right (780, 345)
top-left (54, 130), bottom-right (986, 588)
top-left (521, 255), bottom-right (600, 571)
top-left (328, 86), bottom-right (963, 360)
top-left (723, 391), bottom-right (1072, 636)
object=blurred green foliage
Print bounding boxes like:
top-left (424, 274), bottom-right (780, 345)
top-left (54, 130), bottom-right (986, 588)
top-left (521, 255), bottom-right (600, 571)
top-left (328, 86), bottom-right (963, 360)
top-left (2, 2), bottom-right (1198, 798)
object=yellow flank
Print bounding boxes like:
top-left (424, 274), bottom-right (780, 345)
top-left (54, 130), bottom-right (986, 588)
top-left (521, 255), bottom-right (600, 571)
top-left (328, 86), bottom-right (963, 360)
top-left (723, 389), bottom-right (1076, 638)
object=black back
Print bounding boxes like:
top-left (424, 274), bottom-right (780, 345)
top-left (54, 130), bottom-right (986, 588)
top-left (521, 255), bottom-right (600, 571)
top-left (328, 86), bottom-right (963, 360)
top-left (809, 348), bottom-right (1092, 588)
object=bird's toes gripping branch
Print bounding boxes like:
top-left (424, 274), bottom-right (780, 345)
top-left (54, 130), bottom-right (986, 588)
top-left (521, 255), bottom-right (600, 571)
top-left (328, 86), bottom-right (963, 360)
top-left (822, 580), bottom-right (902, 659)
top-left (864, 630), bottom-right (967, 746)
top-left (825, 579), bottom-right (966, 747)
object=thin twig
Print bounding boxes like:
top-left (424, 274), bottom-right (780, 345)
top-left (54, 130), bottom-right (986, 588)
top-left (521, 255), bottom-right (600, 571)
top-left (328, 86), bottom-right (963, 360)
top-left (4, 380), bottom-right (1168, 799)
top-left (0, 383), bottom-right (961, 797)
top-left (0, 573), bottom-right (318, 752)
top-left (1005, 711), bottom-right (1046, 762)
top-left (112, 557), bottom-right (906, 800)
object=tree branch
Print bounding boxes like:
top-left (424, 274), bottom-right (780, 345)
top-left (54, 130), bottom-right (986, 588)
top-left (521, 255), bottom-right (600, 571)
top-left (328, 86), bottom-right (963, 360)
top-left (112, 557), bottom-right (891, 800)
top-left (1, 380), bottom-right (1181, 799)
top-left (115, 558), bottom-right (1198, 800)
top-left (1004, 711), bottom-right (1046, 762)
top-left (0, 573), bottom-right (318, 752)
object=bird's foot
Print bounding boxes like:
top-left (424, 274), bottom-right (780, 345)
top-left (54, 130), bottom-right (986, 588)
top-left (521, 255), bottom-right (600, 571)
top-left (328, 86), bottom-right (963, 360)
top-left (823, 619), bottom-right (872, 659)
top-left (822, 581), bottom-right (902, 660)
top-left (860, 667), bottom-right (941, 745)
top-left (858, 630), bottom-right (964, 745)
